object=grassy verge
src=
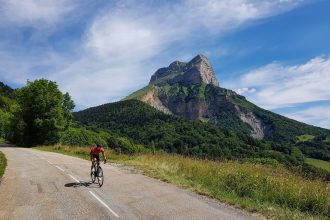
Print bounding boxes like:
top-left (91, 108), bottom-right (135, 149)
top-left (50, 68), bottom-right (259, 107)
top-left (0, 150), bottom-right (7, 179)
top-left (35, 145), bottom-right (330, 220)
top-left (306, 158), bottom-right (330, 172)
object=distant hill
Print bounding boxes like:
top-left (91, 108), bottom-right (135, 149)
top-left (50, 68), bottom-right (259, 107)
top-left (123, 55), bottom-right (330, 161)
top-left (0, 82), bottom-right (14, 98)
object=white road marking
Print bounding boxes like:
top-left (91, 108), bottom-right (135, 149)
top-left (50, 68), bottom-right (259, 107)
top-left (55, 165), bottom-right (65, 172)
top-left (89, 191), bottom-right (120, 218)
top-left (68, 174), bottom-right (80, 183)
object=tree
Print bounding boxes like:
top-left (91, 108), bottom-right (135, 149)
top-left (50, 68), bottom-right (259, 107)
top-left (11, 79), bottom-right (74, 146)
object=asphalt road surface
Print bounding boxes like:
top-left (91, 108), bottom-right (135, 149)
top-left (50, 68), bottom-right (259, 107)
top-left (0, 145), bottom-right (258, 220)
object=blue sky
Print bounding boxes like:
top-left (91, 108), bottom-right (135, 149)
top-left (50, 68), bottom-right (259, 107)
top-left (0, 0), bottom-right (329, 128)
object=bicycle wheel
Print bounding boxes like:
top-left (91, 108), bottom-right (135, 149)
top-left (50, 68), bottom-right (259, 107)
top-left (91, 165), bottom-right (96, 183)
top-left (97, 166), bottom-right (104, 187)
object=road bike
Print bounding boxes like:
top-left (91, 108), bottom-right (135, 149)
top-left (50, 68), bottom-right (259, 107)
top-left (91, 159), bottom-right (104, 187)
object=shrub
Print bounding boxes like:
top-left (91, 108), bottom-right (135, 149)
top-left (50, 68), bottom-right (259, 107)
top-left (60, 127), bottom-right (107, 147)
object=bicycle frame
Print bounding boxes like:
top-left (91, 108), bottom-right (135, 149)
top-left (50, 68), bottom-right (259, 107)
top-left (91, 157), bottom-right (104, 187)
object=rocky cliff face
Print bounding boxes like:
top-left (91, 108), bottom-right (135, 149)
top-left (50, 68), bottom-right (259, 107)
top-left (127, 55), bottom-right (272, 139)
top-left (149, 54), bottom-right (219, 87)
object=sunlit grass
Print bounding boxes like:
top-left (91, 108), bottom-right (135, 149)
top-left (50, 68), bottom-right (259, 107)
top-left (306, 158), bottom-right (330, 172)
top-left (35, 145), bottom-right (330, 220)
top-left (296, 135), bottom-right (315, 142)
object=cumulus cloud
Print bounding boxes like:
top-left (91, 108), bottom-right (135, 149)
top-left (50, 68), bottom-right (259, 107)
top-left (84, 0), bottom-right (305, 61)
top-left (0, 0), bottom-right (307, 109)
top-left (229, 56), bottom-right (330, 109)
top-left (284, 106), bottom-right (330, 129)
top-left (52, 57), bottom-right (156, 108)
top-left (0, 0), bottom-right (77, 27)
top-left (63, 0), bottom-right (305, 108)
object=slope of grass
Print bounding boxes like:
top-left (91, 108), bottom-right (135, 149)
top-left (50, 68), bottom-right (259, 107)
top-left (35, 145), bottom-right (330, 220)
top-left (306, 158), bottom-right (330, 172)
top-left (122, 84), bottom-right (155, 100)
top-left (0, 150), bottom-right (7, 179)
top-left (297, 135), bottom-right (315, 142)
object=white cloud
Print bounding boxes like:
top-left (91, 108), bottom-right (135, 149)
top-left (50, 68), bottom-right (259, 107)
top-left (0, 0), bottom-right (77, 27)
top-left (84, 0), bottom-right (305, 60)
top-left (229, 56), bottom-right (330, 109)
top-left (65, 0), bottom-right (305, 108)
top-left (284, 106), bottom-right (330, 129)
top-left (179, 0), bottom-right (303, 33)
top-left (237, 87), bottom-right (256, 95)
top-left (84, 11), bottom-right (175, 62)
top-left (0, 0), bottom-right (307, 109)
top-left (52, 57), bottom-right (156, 109)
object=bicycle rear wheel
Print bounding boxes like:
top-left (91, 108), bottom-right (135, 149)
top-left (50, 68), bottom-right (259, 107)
top-left (97, 166), bottom-right (104, 187)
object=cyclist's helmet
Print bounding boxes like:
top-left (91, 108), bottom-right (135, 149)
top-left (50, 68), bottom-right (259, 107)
top-left (96, 144), bottom-right (102, 148)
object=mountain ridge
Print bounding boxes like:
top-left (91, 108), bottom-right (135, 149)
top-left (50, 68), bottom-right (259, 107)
top-left (124, 55), bottom-right (330, 158)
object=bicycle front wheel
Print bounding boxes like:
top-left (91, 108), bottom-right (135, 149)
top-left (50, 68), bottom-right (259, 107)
top-left (97, 166), bottom-right (104, 187)
top-left (91, 165), bottom-right (96, 183)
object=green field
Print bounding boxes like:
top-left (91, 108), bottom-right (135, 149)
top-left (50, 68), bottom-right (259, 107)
top-left (0, 150), bottom-right (7, 178)
top-left (306, 158), bottom-right (330, 172)
top-left (35, 145), bottom-right (330, 220)
top-left (296, 134), bottom-right (315, 142)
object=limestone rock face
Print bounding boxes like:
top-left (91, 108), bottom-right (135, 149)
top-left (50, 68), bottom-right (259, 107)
top-left (127, 54), bottom-right (272, 140)
top-left (149, 61), bottom-right (187, 83)
top-left (149, 54), bottom-right (219, 87)
top-left (183, 54), bottom-right (219, 86)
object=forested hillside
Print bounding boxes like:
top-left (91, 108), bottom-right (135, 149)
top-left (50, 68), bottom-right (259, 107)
top-left (75, 99), bottom-right (319, 169)
top-left (75, 100), bottom-right (257, 159)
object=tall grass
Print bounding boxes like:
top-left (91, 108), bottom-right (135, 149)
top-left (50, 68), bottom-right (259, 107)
top-left (35, 145), bottom-right (330, 219)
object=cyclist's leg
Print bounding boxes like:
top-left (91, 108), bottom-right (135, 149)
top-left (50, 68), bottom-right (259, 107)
top-left (95, 155), bottom-right (100, 175)
top-left (91, 154), bottom-right (98, 173)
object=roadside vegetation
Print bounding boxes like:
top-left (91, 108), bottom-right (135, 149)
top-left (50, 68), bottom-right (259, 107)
top-left (0, 150), bottom-right (7, 179)
top-left (35, 145), bottom-right (330, 220)
top-left (306, 158), bottom-right (330, 172)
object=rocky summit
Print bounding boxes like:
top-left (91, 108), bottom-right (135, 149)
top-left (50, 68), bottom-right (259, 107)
top-left (149, 54), bottom-right (219, 87)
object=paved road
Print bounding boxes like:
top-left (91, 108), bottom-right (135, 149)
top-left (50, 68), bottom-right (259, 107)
top-left (0, 145), bottom-right (258, 220)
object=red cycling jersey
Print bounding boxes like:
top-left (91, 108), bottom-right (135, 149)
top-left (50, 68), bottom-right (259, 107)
top-left (90, 146), bottom-right (105, 155)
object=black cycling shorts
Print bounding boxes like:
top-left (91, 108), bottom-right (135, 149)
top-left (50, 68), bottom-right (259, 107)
top-left (91, 154), bottom-right (100, 161)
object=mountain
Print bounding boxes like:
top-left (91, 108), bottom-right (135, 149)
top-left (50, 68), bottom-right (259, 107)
top-left (123, 55), bottom-right (330, 160)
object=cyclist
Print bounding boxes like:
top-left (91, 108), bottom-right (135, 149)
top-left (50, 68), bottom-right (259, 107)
top-left (90, 144), bottom-right (107, 169)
